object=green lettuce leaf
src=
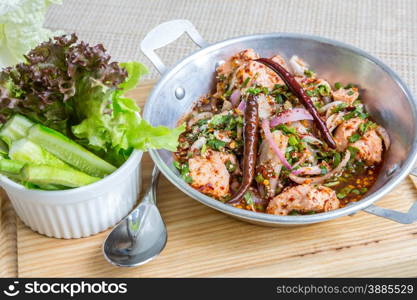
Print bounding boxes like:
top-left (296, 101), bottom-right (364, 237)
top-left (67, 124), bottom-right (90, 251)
top-left (72, 61), bottom-right (184, 158)
top-left (1, 36), bottom-right (185, 166)
top-left (0, 0), bottom-right (62, 68)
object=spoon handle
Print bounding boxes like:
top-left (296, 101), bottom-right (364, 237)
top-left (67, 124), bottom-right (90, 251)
top-left (143, 166), bottom-right (160, 205)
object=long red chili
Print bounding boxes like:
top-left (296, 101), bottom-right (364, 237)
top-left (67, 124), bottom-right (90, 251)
top-left (255, 58), bottom-right (336, 149)
top-left (227, 94), bottom-right (259, 204)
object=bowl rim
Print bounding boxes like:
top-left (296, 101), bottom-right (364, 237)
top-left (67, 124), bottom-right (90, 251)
top-left (0, 149), bottom-right (143, 200)
top-left (144, 32), bottom-right (417, 224)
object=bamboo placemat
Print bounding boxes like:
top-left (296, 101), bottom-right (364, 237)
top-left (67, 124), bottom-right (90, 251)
top-left (1, 81), bottom-right (417, 278)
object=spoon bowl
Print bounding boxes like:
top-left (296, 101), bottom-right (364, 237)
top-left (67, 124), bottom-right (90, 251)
top-left (103, 167), bottom-right (167, 267)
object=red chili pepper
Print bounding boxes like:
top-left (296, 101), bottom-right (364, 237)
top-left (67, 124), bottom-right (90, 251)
top-left (227, 94), bottom-right (259, 204)
top-left (255, 58), bottom-right (336, 149)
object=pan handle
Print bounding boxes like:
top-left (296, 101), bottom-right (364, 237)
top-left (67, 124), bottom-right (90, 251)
top-left (141, 19), bottom-right (208, 74)
top-left (362, 201), bottom-right (417, 224)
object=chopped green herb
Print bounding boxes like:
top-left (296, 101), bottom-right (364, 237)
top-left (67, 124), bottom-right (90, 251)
top-left (334, 82), bottom-right (342, 90)
top-left (333, 152), bottom-right (341, 168)
top-left (351, 189), bottom-right (361, 195)
top-left (247, 87), bottom-right (262, 95)
top-left (196, 119), bottom-right (208, 126)
top-left (360, 187), bottom-right (368, 194)
top-left (347, 90), bottom-right (354, 96)
top-left (207, 138), bottom-right (226, 150)
top-left (359, 121), bottom-right (376, 135)
top-left (306, 90), bottom-right (315, 97)
top-left (288, 135), bottom-right (299, 146)
top-left (348, 133), bottom-right (361, 143)
top-left (324, 181), bottom-right (340, 187)
top-left (332, 103), bottom-right (348, 113)
top-left (201, 143), bottom-right (207, 155)
top-left (289, 210), bottom-right (300, 215)
top-left (244, 191), bottom-right (254, 206)
top-left (241, 77), bottom-right (251, 88)
top-left (347, 146), bottom-right (359, 157)
top-left (320, 166), bottom-right (328, 175)
top-left (304, 69), bottom-right (315, 78)
top-left (223, 90), bottom-right (232, 98)
top-left (275, 94), bottom-right (284, 104)
top-left (336, 192), bottom-right (347, 199)
top-left (173, 161), bottom-right (181, 170)
top-left (318, 85), bottom-right (331, 96)
top-left (225, 160), bottom-right (236, 172)
top-left (183, 175), bottom-right (193, 183)
top-left (255, 173), bottom-right (265, 184)
top-left (276, 124), bottom-right (297, 135)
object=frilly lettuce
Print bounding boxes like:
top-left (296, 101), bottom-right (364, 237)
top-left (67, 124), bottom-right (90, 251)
top-left (0, 0), bottom-right (62, 68)
top-left (0, 34), bottom-right (185, 166)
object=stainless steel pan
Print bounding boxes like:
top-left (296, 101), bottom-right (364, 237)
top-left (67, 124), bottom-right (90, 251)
top-left (141, 19), bottom-right (417, 226)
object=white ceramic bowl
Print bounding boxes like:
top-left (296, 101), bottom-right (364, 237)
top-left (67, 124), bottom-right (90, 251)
top-left (0, 150), bottom-right (142, 239)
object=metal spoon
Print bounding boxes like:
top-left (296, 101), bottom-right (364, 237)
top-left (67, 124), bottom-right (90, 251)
top-left (102, 167), bottom-right (167, 267)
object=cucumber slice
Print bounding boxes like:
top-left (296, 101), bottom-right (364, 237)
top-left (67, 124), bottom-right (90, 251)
top-left (0, 114), bottom-right (34, 146)
top-left (0, 159), bottom-right (25, 175)
top-left (0, 139), bottom-right (8, 155)
top-left (28, 124), bottom-right (116, 177)
top-left (22, 165), bottom-right (100, 188)
top-left (9, 138), bottom-right (69, 169)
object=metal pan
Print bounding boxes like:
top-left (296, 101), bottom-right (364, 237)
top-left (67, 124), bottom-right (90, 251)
top-left (141, 19), bottom-right (417, 226)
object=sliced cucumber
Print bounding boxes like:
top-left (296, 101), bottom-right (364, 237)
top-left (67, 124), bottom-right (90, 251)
top-left (0, 114), bottom-right (34, 146)
top-left (22, 165), bottom-right (100, 188)
top-left (28, 124), bottom-right (116, 177)
top-left (9, 138), bottom-right (69, 169)
top-left (0, 139), bottom-right (8, 155)
top-left (0, 159), bottom-right (25, 175)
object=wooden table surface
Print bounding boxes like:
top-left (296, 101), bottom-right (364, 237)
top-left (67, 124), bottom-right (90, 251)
top-left (1, 81), bottom-right (417, 278)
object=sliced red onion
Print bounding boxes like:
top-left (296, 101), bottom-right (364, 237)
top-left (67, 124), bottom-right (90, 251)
top-left (188, 112), bottom-right (213, 127)
top-left (221, 100), bottom-right (232, 112)
top-left (294, 166), bottom-right (323, 176)
top-left (230, 89), bottom-right (241, 107)
top-left (288, 150), bottom-right (350, 185)
top-left (190, 136), bottom-right (207, 151)
top-left (302, 135), bottom-right (323, 146)
top-left (237, 99), bottom-right (246, 112)
top-left (326, 112), bottom-right (345, 133)
top-left (261, 119), bottom-right (292, 170)
top-left (318, 101), bottom-right (344, 114)
top-left (376, 126), bottom-right (390, 150)
top-left (270, 108), bottom-right (313, 127)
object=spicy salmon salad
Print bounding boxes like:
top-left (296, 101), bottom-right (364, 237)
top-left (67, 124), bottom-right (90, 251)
top-left (174, 49), bottom-right (390, 216)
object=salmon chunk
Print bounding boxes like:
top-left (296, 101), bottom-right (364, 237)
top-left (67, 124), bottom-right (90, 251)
top-left (332, 87), bottom-right (359, 105)
top-left (334, 117), bottom-right (364, 151)
top-left (216, 49), bottom-right (259, 77)
top-left (189, 150), bottom-right (232, 198)
top-left (351, 129), bottom-right (383, 165)
top-left (267, 184), bottom-right (340, 215)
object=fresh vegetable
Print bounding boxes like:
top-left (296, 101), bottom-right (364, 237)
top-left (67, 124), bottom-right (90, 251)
top-left (21, 165), bottom-right (100, 188)
top-left (0, 158), bottom-right (25, 175)
top-left (28, 124), bottom-right (117, 177)
top-left (0, 34), bottom-right (185, 190)
top-left (0, 114), bottom-right (34, 146)
top-left (0, 0), bottom-right (62, 68)
top-left (0, 34), bottom-right (184, 166)
top-left (9, 138), bottom-right (69, 169)
top-left (270, 108), bottom-right (313, 127)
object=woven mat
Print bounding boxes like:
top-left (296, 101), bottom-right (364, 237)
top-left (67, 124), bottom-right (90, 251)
top-left (45, 0), bottom-right (417, 94)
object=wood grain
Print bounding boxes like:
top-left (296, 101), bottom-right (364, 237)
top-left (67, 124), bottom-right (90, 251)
top-left (2, 81), bottom-right (417, 277)
top-left (0, 190), bottom-right (17, 277)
